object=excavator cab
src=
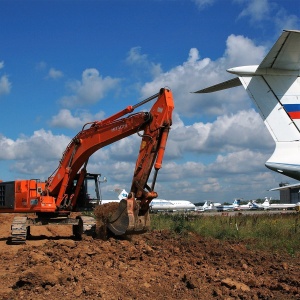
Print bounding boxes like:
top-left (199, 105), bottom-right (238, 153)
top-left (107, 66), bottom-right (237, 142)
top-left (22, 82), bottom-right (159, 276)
top-left (73, 173), bottom-right (102, 211)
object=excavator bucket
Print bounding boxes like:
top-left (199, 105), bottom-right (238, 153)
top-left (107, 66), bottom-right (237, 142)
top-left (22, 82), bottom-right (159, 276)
top-left (107, 196), bottom-right (150, 235)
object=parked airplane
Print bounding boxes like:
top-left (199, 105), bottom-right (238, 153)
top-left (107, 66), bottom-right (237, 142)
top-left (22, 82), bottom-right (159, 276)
top-left (215, 203), bottom-right (234, 212)
top-left (261, 197), bottom-right (296, 210)
top-left (233, 199), bottom-right (263, 210)
top-left (99, 189), bottom-right (196, 212)
top-left (194, 30), bottom-right (300, 190)
top-left (100, 189), bottom-right (128, 204)
top-left (196, 200), bottom-right (222, 212)
top-left (87, 188), bottom-right (127, 205)
top-left (149, 199), bottom-right (176, 212)
top-left (150, 199), bottom-right (196, 212)
top-left (169, 200), bottom-right (196, 211)
top-left (215, 198), bottom-right (264, 211)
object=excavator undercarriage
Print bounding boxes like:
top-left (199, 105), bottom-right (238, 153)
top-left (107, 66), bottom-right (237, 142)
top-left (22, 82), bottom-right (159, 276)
top-left (10, 214), bottom-right (96, 244)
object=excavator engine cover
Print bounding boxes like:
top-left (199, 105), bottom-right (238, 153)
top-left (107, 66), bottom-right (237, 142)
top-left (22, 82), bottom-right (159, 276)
top-left (107, 195), bottom-right (150, 235)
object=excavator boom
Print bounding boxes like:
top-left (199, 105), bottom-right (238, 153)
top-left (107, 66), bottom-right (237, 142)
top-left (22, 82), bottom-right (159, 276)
top-left (46, 111), bottom-right (150, 206)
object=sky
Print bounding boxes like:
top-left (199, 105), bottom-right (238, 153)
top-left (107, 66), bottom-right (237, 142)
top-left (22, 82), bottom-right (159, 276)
top-left (0, 0), bottom-right (299, 203)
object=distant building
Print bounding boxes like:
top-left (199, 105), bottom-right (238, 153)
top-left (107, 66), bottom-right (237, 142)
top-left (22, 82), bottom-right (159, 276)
top-left (279, 182), bottom-right (300, 204)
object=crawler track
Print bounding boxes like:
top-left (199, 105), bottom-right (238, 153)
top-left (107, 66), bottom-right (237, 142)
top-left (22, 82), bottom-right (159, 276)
top-left (11, 216), bottom-right (28, 244)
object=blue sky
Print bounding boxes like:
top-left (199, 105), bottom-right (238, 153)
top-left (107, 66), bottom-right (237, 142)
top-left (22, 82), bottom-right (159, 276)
top-left (0, 0), bottom-right (299, 202)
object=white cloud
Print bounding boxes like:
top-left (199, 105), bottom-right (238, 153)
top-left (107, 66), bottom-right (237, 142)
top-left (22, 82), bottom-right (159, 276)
top-left (0, 61), bottom-right (12, 96)
top-left (110, 135), bottom-right (141, 161)
top-left (273, 8), bottom-right (300, 33)
top-left (238, 0), bottom-right (270, 23)
top-left (48, 67), bottom-right (63, 79)
top-left (10, 160), bottom-right (56, 176)
top-left (140, 34), bottom-right (266, 118)
top-left (205, 109), bottom-right (274, 152)
top-left (96, 160), bottom-right (135, 184)
top-left (167, 109), bottom-right (273, 159)
top-left (0, 75), bottom-right (11, 96)
top-left (224, 34), bottom-right (265, 66)
top-left (50, 109), bottom-right (81, 129)
top-left (151, 157), bottom-right (277, 200)
top-left (60, 68), bottom-right (120, 108)
top-left (126, 47), bottom-right (148, 65)
top-left (192, 0), bottom-right (215, 10)
top-left (236, 0), bottom-right (299, 31)
top-left (201, 177), bottom-right (222, 193)
top-left (126, 47), bottom-right (162, 78)
top-left (209, 149), bottom-right (268, 175)
top-left (36, 61), bottom-right (47, 71)
top-left (50, 109), bottom-right (105, 129)
top-left (0, 129), bottom-right (70, 163)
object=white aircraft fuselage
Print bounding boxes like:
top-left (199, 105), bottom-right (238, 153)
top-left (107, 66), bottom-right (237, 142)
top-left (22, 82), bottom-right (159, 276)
top-left (150, 199), bottom-right (196, 212)
top-left (262, 198), bottom-right (296, 210)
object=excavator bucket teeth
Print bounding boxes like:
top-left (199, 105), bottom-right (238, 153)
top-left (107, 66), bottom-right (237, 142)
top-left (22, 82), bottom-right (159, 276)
top-left (107, 198), bottom-right (150, 235)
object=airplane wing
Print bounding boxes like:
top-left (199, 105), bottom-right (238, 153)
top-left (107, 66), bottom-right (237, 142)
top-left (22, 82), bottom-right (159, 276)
top-left (258, 30), bottom-right (300, 71)
top-left (193, 77), bottom-right (241, 93)
top-left (269, 182), bottom-right (300, 191)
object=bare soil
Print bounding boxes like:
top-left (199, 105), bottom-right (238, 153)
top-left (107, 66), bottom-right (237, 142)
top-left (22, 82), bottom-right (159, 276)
top-left (0, 212), bottom-right (299, 300)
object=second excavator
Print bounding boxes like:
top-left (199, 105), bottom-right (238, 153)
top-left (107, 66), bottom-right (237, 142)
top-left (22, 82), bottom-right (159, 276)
top-left (0, 88), bottom-right (174, 243)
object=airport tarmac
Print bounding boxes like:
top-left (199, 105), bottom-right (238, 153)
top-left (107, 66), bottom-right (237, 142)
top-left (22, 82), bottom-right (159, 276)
top-left (194, 209), bottom-right (298, 217)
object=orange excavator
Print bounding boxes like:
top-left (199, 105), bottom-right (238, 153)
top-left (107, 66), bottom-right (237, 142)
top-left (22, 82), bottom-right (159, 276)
top-left (0, 88), bottom-right (174, 243)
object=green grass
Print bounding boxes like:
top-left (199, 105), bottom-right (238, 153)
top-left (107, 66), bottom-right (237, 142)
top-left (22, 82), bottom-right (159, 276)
top-left (150, 213), bottom-right (300, 256)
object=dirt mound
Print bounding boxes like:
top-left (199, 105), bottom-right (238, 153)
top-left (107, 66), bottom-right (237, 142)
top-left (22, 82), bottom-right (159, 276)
top-left (94, 202), bottom-right (120, 239)
top-left (0, 214), bottom-right (299, 299)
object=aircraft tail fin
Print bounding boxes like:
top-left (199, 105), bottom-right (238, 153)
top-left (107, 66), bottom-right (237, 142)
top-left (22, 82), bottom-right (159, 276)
top-left (232, 199), bottom-right (240, 206)
top-left (262, 197), bottom-right (270, 208)
top-left (118, 189), bottom-right (128, 201)
top-left (113, 188), bottom-right (129, 201)
top-left (194, 30), bottom-right (300, 143)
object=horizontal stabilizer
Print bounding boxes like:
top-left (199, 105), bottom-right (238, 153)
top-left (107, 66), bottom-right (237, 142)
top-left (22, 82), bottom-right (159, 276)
top-left (193, 77), bottom-right (241, 93)
top-left (258, 30), bottom-right (300, 71)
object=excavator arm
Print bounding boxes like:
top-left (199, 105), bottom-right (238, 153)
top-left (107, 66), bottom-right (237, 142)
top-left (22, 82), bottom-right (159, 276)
top-left (108, 88), bottom-right (174, 235)
top-left (45, 88), bottom-right (174, 235)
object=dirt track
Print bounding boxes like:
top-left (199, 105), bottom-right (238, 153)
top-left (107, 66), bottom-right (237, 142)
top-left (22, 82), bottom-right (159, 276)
top-left (0, 213), bottom-right (299, 300)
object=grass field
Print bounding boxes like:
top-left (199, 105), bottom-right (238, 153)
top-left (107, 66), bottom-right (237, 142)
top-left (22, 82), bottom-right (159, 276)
top-left (150, 212), bottom-right (300, 256)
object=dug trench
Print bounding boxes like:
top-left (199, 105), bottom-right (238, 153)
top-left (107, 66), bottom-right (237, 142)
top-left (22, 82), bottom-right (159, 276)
top-left (0, 211), bottom-right (299, 299)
